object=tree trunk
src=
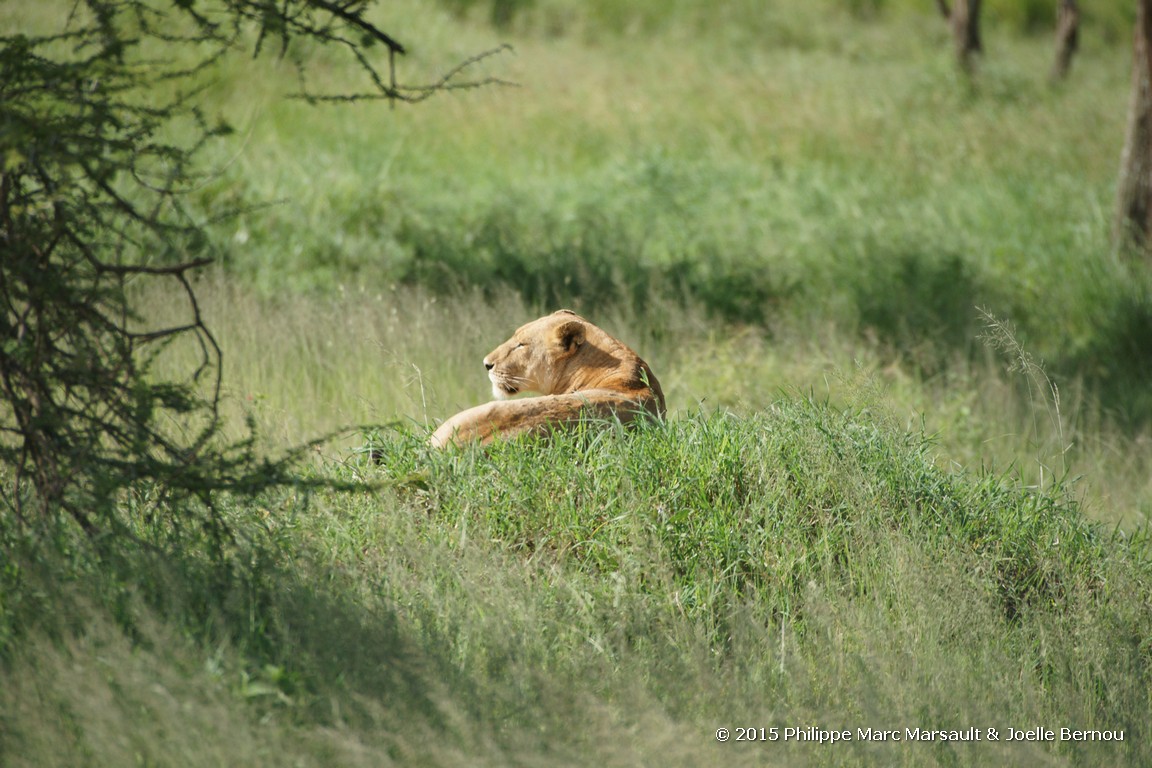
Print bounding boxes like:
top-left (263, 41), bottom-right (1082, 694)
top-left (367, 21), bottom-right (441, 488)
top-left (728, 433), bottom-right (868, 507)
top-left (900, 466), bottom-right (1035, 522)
top-left (1114, 0), bottom-right (1152, 254)
top-left (1051, 0), bottom-right (1080, 81)
top-left (945, 0), bottom-right (982, 70)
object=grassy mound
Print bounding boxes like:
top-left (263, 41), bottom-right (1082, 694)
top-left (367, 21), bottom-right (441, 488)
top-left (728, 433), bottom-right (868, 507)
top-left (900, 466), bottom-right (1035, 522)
top-left (5, 404), bottom-right (1148, 766)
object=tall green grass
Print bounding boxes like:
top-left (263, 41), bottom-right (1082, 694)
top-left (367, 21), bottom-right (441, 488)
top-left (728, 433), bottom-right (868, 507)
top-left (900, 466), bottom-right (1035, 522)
top-left (438, 0), bottom-right (1136, 44)
top-left (125, 277), bottom-right (1149, 527)
top-left (183, 0), bottom-right (1151, 421)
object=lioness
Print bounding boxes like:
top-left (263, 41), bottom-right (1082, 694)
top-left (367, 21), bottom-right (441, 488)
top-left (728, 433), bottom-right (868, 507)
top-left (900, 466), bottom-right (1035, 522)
top-left (430, 310), bottom-right (666, 449)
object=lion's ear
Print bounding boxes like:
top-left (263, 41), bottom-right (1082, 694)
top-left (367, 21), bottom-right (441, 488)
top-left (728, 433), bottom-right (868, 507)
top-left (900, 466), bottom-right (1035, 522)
top-left (554, 319), bottom-right (585, 354)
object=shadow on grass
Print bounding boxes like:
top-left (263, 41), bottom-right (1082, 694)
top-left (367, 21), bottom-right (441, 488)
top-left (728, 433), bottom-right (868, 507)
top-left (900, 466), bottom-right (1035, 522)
top-left (397, 202), bottom-right (796, 328)
top-left (0, 533), bottom-right (559, 765)
top-left (1065, 287), bottom-right (1152, 425)
top-left (841, 246), bottom-right (992, 373)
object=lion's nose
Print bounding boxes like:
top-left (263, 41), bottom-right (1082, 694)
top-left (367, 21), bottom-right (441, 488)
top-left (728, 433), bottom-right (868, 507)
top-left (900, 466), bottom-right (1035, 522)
top-left (484, 360), bottom-right (494, 371)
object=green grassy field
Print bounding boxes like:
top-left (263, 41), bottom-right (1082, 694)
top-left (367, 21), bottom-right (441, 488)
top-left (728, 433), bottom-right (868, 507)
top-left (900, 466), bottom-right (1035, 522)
top-left (3, 1), bottom-right (1152, 766)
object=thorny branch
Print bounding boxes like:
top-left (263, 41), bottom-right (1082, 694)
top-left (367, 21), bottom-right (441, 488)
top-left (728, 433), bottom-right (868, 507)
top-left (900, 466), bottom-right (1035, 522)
top-left (1, 0), bottom-right (505, 543)
top-left (295, 43), bottom-right (517, 104)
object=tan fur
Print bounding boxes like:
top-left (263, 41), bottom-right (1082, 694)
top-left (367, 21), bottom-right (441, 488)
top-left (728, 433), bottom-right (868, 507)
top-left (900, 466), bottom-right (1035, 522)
top-left (430, 310), bottom-right (666, 449)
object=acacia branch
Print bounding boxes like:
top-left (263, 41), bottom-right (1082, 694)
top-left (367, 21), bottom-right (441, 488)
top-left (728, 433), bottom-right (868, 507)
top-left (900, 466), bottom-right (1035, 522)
top-left (306, 0), bottom-right (406, 54)
top-left (1, 0), bottom-right (501, 549)
top-left (294, 44), bottom-right (516, 104)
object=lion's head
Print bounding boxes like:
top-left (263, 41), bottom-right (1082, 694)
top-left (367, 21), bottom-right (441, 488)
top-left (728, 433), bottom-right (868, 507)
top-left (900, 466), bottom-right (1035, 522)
top-left (483, 310), bottom-right (589, 400)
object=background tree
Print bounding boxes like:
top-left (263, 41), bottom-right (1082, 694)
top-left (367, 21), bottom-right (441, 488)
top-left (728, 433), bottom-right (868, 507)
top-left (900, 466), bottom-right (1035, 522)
top-left (0, 1), bottom-right (502, 549)
top-left (937, 0), bottom-right (983, 70)
top-left (1115, 0), bottom-right (1152, 254)
top-left (1052, 0), bottom-right (1081, 81)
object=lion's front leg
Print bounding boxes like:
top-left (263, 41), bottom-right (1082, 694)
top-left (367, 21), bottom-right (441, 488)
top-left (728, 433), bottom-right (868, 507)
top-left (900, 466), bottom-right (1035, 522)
top-left (429, 400), bottom-right (505, 449)
top-left (430, 398), bottom-right (564, 449)
top-left (429, 391), bottom-right (657, 450)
